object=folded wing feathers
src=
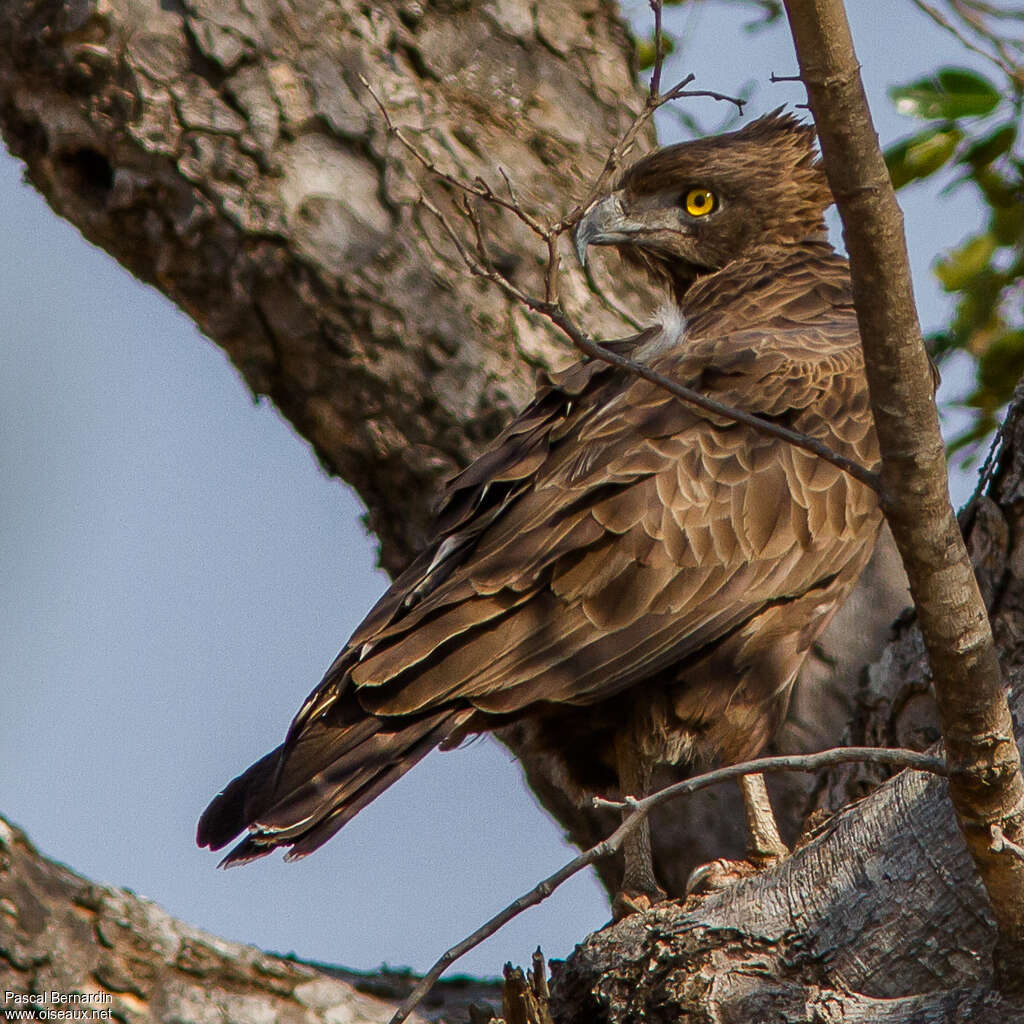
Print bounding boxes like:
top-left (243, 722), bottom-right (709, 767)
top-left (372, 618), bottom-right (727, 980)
top-left (199, 247), bottom-right (881, 861)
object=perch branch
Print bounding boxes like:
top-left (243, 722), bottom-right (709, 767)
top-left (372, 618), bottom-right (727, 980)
top-left (388, 746), bottom-right (946, 1024)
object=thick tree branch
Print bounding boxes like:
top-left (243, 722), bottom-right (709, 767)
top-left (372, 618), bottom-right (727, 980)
top-left (0, 816), bottom-right (500, 1023)
top-left (783, 0), bottom-right (1024, 987)
top-left (390, 747), bottom-right (946, 1024)
top-left (0, 0), bottom-right (647, 579)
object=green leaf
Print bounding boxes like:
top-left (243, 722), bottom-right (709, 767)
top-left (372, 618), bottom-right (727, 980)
top-left (972, 167), bottom-right (1018, 207)
top-left (890, 67), bottom-right (1001, 120)
top-left (959, 123), bottom-right (1017, 167)
top-left (993, 202), bottom-right (1024, 246)
top-left (635, 32), bottom-right (675, 72)
top-left (978, 329), bottom-right (1024, 394)
top-left (885, 127), bottom-right (962, 189)
top-left (934, 233), bottom-right (996, 292)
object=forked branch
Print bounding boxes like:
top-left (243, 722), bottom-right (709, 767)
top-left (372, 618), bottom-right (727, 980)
top-left (363, 18), bottom-right (881, 497)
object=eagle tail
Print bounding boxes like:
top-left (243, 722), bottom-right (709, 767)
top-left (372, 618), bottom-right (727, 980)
top-left (196, 703), bottom-right (470, 867)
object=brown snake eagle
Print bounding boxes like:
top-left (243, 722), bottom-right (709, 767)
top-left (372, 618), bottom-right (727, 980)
top-left (198, 111), bottom-right (881, 910)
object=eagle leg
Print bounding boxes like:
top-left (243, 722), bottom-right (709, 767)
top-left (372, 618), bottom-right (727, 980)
top-left (684, 771), bottom-right (789, 896)
top-left (611, 731), bottom-right (667, 920)
top-left (739, 771), bottom-right (788, 863)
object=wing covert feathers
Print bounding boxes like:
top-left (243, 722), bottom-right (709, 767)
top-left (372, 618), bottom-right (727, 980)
top-left (198, 243), bottom-right (882, 862)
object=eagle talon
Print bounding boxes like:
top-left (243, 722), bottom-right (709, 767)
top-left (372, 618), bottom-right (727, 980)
top-left (611, 887), bottom-right (668, 922)
top-left (685, 857), bottom-right (760, 896)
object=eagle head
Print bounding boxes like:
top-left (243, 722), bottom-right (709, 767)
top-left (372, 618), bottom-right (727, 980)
top-left (574, 110), bottom-right (833, 301)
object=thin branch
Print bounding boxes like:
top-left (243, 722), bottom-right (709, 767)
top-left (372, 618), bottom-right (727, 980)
top-left (649, 0), bottom-right (667, 98)
top-left (361, 75), bottom-right (551, 240)
top-left (365, 9), bottom-right (878, 495)
top-left (387, 746), bottom-right (947, 1024)
top-left (556, 0), bottom-right (744, 233)
top-left (553, 74), bottom-right (744, 235)
top-left (950, 0), bottom-right (1024, 76)
top-left (910, 0), bottom-right (1020, 80)
top-left (784, 0), bottom-right (1024, 986)
top-left (962, 392), bottom-right (1014, 519)
top-left (418, 195), bottom-right (882, 495)
top-left (960, 0), bottom-right (1024, 20)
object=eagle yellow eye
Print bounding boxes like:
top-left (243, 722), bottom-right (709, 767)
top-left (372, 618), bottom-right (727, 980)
top-left (684, 188), bottom-right (717, 217)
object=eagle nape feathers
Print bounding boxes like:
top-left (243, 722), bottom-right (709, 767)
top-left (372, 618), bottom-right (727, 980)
top-left (197, 111), bottom-right (881, 908)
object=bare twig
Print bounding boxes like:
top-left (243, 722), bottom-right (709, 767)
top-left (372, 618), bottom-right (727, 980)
top-left (553, 73), bottom-right (744, 236)
top-left (910, 0), bottom-right (1021, 80)
top-left (950, 0), bottom-right (1024, 78)
top-left (387, 746), bottom-right (946, 1024)
top-left (554, 0), bottom-right (745, 233)
top-left (418, 194), bottom-right (882, 495)
top-left (959, 0), bottom-right (1024, 20)
top-left (361, 75), bottom-right (551, 240)
top-left (962, 393), bottom-right (1014, 519)
top-left (362, 30), bottom-right (881, 496)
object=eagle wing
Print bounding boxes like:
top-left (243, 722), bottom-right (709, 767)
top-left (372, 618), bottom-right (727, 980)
top-left (198, 272), bottom-right (880, 864)
top-left (305, 308), bottom-right (877, 723)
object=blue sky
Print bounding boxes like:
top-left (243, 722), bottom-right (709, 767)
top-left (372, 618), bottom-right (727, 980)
top-left (1, 2), bottom-right (987, 979)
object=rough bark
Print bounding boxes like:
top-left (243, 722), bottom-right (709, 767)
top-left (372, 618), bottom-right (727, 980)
top-left (0, 815), bottom-right (504, 1022)
top-left (783, 0), bottom-right (1024, 983)
top-left (0, 0), bottom-right (909, 900)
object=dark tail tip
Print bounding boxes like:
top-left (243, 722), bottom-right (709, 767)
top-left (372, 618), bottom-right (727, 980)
top-left (196, 748), bottom-right (281, 851)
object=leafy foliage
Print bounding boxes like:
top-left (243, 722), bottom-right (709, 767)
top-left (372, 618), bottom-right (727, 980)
top-left (885, 66), bottom-right (1023, 456)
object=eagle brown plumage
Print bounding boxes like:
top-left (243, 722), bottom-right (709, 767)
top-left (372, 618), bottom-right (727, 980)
top-left (197, 111), bottom-right (881, 905)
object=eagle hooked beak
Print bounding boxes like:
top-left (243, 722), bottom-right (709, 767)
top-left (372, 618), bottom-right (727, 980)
top-left (574, 193), bottom-right (640, 269)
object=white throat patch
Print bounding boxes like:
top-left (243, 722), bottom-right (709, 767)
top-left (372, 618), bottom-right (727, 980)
top-left (635, 304), bottom-right (688, 361)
